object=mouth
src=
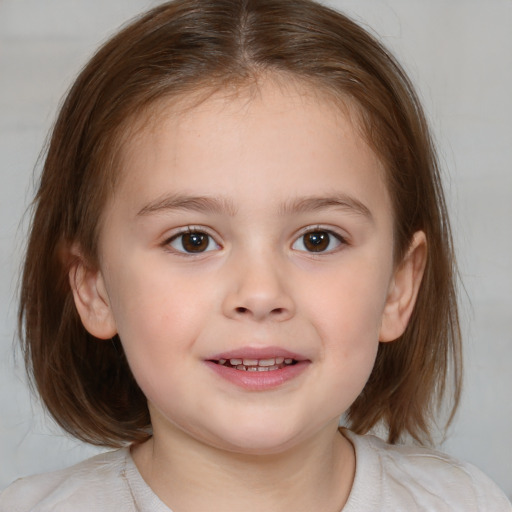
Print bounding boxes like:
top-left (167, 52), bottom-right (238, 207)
top-left (210, 357), bottom-right (298, 372)
top-left (205, 348), bottom-right (309, 390)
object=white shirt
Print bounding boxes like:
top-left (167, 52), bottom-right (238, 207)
top-left (1, 430), bottom-right (510, 511)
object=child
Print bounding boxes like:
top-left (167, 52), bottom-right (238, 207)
top-left (1, 0), bottom-right (510, 510)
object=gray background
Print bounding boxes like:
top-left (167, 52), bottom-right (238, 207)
top-left (1, 0), bottom-right (511, 499)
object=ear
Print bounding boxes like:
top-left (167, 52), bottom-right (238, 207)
top-left (379, 231), bottom-right (427, 342)
top-left (68, 247), bottom-right (117, 340)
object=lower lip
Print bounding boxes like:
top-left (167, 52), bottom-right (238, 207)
top-left (205, 361), bottom-right (309, 391)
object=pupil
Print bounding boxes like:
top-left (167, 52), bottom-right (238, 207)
top-left (183, 232), bottom-right (207, 252)
top-left (305, 231), bottom-right (329, 252)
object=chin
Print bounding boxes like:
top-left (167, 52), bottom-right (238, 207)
top-left (203, 419), bottom-right (312, 456)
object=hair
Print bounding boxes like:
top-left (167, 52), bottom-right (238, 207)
top-left (19, 0), bottom-right (461, 447)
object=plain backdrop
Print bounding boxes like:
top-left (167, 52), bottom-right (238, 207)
top-left (1, 0), bottom-right (511, 499)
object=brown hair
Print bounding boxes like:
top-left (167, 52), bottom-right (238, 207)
top-left (19, 0), bottom-right (461, 447)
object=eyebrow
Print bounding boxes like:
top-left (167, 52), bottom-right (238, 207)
top-left (279, 194), bottom-right (373, 221)
top-left (137, 194), bottom-right (238, 217)
top-left (137, 192), bottom-right (372, 221)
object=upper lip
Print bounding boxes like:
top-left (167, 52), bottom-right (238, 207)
top-left (208, 346), bottom-right (308, 362)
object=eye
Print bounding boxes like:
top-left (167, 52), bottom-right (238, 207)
top-left (292, 229), bottom-right (344, 253)
top-left (168, 230), bottom-right (220, 254)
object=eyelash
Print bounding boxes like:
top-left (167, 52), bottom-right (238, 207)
top-left (163, 226), bottom-right (348, 255)
top-left (292, 227), bottom-right (347, 254)
top-left (164, 227), bottom-right (221, 255)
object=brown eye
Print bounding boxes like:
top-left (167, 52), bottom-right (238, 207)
top-left (304, 231), bottom-right (329, 252)
top-left (169, 231), bottom-right (219, 253)
top-left (182, 232), bottom-right (208, 252)
top-left (292, 229), bottom-right (343, 253)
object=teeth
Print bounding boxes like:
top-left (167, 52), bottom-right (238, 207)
top-left (219, 357), bottom-right (296, 370)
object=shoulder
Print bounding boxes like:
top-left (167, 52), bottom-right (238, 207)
top-left (0, 449), bottom-right (136, 512)
top-left (343, 429), bottom-right (512, 512)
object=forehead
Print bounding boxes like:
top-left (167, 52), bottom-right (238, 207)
top-left (119, 76), bottom-right (372, 168)
top-left (109, 77), bottom-right (390, 222)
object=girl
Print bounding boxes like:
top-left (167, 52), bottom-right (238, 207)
top-left (1, 0), bottom-right (510, 510)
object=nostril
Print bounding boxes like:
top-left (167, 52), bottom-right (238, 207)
top-left (234, 306), bottom-right (287, 316)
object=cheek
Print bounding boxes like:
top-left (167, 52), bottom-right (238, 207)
top-left (103, 258), bottom-right (216, 387)
top-left (310, 286), bottom-right (383, 417)
top-left (299, 257), bottom-right (391, 399)
top-left (308, 261), bottom-right (391, 342)
top-left (318, 286), bottom-right (382, 384)
top-left (107, 252), bottom-right (210, 333)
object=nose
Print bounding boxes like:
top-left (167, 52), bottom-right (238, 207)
top-left (221, 252), bottom-right (296, 322)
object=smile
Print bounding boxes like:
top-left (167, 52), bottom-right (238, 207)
top-left (214, 357), bottom-right (297, 372)
top-left (206, 349), bottom-right (308, 390)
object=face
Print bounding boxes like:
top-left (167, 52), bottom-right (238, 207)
top-left (73, 79), bottom-right (423, 455)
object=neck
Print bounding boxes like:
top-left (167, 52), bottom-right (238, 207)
top-left (131, 422), bottom-right (355, 512)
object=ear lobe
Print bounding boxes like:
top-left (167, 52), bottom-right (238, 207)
top-left (68, 251), bottom-right (117, 340)
top-left (379, 231), bottom-right (427, 343)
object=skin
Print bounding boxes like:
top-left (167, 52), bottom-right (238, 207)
top-left (71, 78), bottom-right (426, 511)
